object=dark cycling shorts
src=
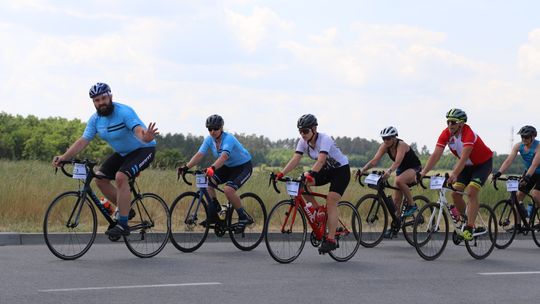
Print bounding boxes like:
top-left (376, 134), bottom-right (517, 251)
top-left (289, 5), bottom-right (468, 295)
top-left (99, 147), bottom-right (155, 179)
top-left (312, 164), bottom-right (351, 196)
top-left (519, 173), bottom-right (540, 193)
top-left (455, 158), bottom-right (492, 190)
top-left (213, 161), bottom-right (252, 190)
top-left (396, 165), bottom-right (422, 176)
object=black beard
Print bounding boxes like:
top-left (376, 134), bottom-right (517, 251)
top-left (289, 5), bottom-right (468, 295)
top-left (96, 102), bottom-right (114, 116)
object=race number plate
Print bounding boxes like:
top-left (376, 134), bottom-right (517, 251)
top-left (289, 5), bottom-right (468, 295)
top-left (365, 173), bottom-right (381, 185)
top-left (286, 181), bottom-right (300, 196)
top-left (506, 180), bottom-right (519, 192)
top-left (430, 176), bottom-right (445, 190)
top-left (196, 174), bottom-right (208, 188)
top-left (72, 163), bottom-right (87, 180)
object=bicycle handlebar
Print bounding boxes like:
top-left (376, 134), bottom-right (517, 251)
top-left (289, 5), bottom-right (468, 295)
top-left (268, 172), bottom-right (309, 195)
top-left (55, 159), bottom-right (98, 179)
top-left (492, 175), bottom-right (521, 191)
top-left (419, 172), bottom-right (457, 191)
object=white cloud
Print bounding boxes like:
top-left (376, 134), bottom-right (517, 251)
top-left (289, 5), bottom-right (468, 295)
top-left (518, 28), bottom-right (540, 77)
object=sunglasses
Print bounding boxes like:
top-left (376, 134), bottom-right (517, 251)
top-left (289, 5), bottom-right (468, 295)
top-left (521, 135), bottom-right (532, 140)
top-left (299, 128), bottom-right (311, 135)
top-left (382, 136), bottom-right (394, 141)
top-left (447, 120), bottom-right (460, 126)
top-left (208, 127), bottom-right (220, 132)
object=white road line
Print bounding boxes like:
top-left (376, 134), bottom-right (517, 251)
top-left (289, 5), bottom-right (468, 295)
top-left (478, 271), bottom-right (540, 276)
top-left (39, 282), bottom-right (222, 293)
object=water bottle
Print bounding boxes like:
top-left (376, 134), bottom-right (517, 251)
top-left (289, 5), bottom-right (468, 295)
top-left (449, 205), bottom-right (460, 223)
top-left (100, 197), bottom-right (114, 216)
top-left (527, 203), bottom-right (534, 218)
top-left (217, 205), bottom-right (227, 221)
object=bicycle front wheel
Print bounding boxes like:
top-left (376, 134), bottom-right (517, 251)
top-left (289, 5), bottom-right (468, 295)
top-left (328, 201), bottom-right (361, 262)
top-left (402, 195), bottom-right (430, 247)
top-left (43, 191), bottom-right (97, 260)
top-left (169, 192), bottom-right (209, 252)
top-left (265, 200), bottom-right (307, 264)
top-left (413, 202), bottom-right (449, 261)
top-left (229, 192), bottom-right (267, 251)
top-left (492, 199), bottom-right (517, 249)
top-left (124, 193), bottom-right (170, 258)
top-left (465, 203), bottom-right (497, 260)
top-left (531, 206), bottom-right (540, 247)
top-left (355, 194), bottom-right (387, 248)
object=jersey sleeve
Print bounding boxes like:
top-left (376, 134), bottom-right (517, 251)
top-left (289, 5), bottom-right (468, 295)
top-left (295, 139), bottom-right (306, 154)
top-left (82, 114), bottom-right (97, 141)
top-left (197, 136), bottom-right (212, 154)
top-left (460, 126), bottom-right (476, 147)
top-left (122, 105), bottom-right (144, 131)
top-left (436, 129), bottom-right (450, 148)
top-left (318, 134), bottom-right (332, 154)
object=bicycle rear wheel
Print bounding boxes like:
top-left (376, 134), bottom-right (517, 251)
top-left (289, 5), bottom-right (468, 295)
top-left (328, 201), bottom-right (361, 262)
top-left (265, 200), bottom-right (307, 264)
top-left (531, 206), bottom-right (540, 247)
top-left (492, 199), bottom-right (517, 249)
top-left (169, 192), bottom-right (209, 252)
top-left (413, 202), bottom-right (449, 261)
top-left (465, 204), bottom-right (497, 260)
top-left (355, 194), bottom-right (387, 248)
top-left (124, 193), bottom-right (170, 258)
top-left (402, 195), bottom-right (430, 246)
top-left (43, 191), bottom-right (97, 260)
top-left (229, 192), bottom-right (267, 251)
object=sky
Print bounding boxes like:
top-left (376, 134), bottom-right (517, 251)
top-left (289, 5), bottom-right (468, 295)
top-left (1, 0), bottom-right (540, 154)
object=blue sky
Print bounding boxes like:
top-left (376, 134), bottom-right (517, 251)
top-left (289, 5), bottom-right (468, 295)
top-left (1, 0), bottom-right (540, 154)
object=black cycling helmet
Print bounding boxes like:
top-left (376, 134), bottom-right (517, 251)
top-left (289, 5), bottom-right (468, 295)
top-left (445, 108), bottom-right (467, 123)
top-left (297, 114), bottom-right (318, 129)
top-left (89, 82), bottom-right (111, 98)
top-left (517, 125), bottom-right (537, 137)
top-left (206, 114), bottom-right (224, 129)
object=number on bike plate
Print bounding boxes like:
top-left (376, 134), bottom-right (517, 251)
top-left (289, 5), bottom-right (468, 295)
top-left (286, 181), bottom-right (300, 196)
top-left (430, 176), bottom-right (445, 189)
top-left (365, 173), bottom-right (381, 185)
top-left (506, 180), bottom-right (519, 192)
top-left (195, 174), bottom-right (208, 188)
top-left (72, 163), bottom-right (87, 180)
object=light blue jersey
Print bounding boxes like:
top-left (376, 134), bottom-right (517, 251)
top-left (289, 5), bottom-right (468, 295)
top-left (82, 102), bottom-right (156, 156)
top-left (519, 139), bottom-right (540, 174)
top-left (198, 132), bottom-right (251, 167)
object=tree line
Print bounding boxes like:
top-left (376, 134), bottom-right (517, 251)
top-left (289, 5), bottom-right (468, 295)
top-left (0, 112), bottom-right (525, 173)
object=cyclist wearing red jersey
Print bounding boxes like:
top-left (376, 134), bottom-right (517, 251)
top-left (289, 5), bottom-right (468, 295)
top-left (420, 108), bottom-right (493, 241)
top-left (276, 114), bottom-right (351, 254)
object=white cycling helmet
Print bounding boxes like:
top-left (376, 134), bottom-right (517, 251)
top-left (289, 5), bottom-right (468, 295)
top-left (380, 126), bottom-right (398, 137)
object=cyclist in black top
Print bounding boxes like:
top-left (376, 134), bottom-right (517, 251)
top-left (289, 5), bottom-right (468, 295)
top-left (357, 126), bottom-right (421, 217)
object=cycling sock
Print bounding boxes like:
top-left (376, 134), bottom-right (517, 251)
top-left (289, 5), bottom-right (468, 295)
top-left (118, 215), bottom-right (129, 228)
top-left (237, 207), bottom-right (247, 220)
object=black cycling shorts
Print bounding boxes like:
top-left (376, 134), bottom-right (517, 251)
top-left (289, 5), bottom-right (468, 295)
top-left (213, 161), bottom-right (253, 190)
top-left (312, 164), bottom-right (351, 196)
top-left (455, 158), bottom-right (492, 190)
top-left (519, 173), bottom-right (540, 193)
top-left (99, 147), bottom-right (155, 179)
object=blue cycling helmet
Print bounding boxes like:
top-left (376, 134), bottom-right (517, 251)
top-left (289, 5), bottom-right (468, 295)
top-left (89, 82), bottom-right (111, 98)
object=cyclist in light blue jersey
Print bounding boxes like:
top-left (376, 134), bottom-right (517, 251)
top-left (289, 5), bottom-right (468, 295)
top-left (52, 82), bottom-right (158, 237)
top-left (178, 115), bottom-right (253, 229)
top-left (493, 125), bottom-right (540, 223)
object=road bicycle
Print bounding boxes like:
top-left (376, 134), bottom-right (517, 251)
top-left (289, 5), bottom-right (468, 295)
top-left (412, 174), bottom-right (497, 260)
top-left (355, 171), bottom-right (429, 247)
top-left (169, 170), bottom-right (267, 252)
top-left (264, 173), bottom-right (361, 263)
top-left (43, 159), bottom-right (170, 260)
top-left (492, 175), bottom-right (540, 248)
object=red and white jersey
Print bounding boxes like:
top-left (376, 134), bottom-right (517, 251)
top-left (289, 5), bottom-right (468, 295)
top-left (436, 124), bottom-right (493, 166)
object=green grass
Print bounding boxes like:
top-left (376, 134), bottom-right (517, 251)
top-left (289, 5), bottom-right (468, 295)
top-left (0, 160), bottom-right (510, 232)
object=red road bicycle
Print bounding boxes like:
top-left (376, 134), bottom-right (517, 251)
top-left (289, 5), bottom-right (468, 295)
top-left (264, 173), bottom-right (361, 263)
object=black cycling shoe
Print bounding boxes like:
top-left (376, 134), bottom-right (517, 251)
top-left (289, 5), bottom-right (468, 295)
top-left (234, 217), bottom-right (254, 234)
top-left (383, 229), bottom-right (398, 239)
top-left (105, 224), bottom-right (130, 237)
top-left (318, 239), bottom-right (337, 254)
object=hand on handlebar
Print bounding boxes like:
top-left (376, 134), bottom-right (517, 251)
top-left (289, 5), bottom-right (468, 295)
top-left (205, 166), bottom-right (216, 177)
top-left (177, 165), bottom-right (189, 180)
top-left (304, 171), bottom-right (315, 184)
top-left (275, 171), bottom-right (284, 181)
top-left (52, 155), bottom-right (65, 168)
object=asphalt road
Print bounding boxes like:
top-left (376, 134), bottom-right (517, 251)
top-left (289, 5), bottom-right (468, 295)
top-left (1, 239), bottom-right (539, 304)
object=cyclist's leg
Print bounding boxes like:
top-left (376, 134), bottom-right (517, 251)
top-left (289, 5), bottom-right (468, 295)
top-left (465, 158), bottom-right (492, 227)
top-left (223, 162), bottom-right (252, 220)
top-left (393, 168), bottom-right (417, 212)
top-left (325, 165), bottom-right (351, 241)
top-left (452, 166), bottom-right (471, 215)
top-left (95, 152), bottom-right (124, 204)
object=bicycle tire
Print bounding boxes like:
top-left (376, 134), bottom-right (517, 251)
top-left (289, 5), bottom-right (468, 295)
top-left (465, 203), bottom-right (497, 260)
top-left (169, 191), bottom-right (209, 252)
top-left (124, 193), bottom-right (171, 258)
top-left (492, 199), bottom-right (517, 249)
top-left (402, 195), bottom-right (430, 247)
top-left (328, 201), bottom-right (362, 262)
top-left (355, 194), bottom-right (387, 248)
top-left (265, 200), bottom-right (307, 264)
top-left (531, 205), bottom-right (540, 247)
top-left (229, 192), bottom-right (267, 251)
top-left (413, 202), bottom-right (449, 261)
top-left (43, 191), bottom-right (97, 260)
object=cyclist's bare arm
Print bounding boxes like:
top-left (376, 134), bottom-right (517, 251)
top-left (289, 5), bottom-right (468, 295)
top-left (185, 152), bottom-right (205, 169)
top-left (52, 138), bottom-right (90, 167)
top-left (134, 122), bottom-right (159, 143)
top-left (362, 143), bottom-right (386, 172)
top-left (211, 152), bottom-right (229, 169)
top-left (421, 145), bottom-right (444, 176)
top-left (281, 152), bottom-right (302, 175)
top-left (526, 144), bottom-right (540, 176)
top-left (311, 152), bottom-right (327, 173)
top-left (498, 143), bottom-right (520, 174)
top-left (451, 146), bottom-right (473, 178)
top-left (388, 141), bottom-right (408, 173)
